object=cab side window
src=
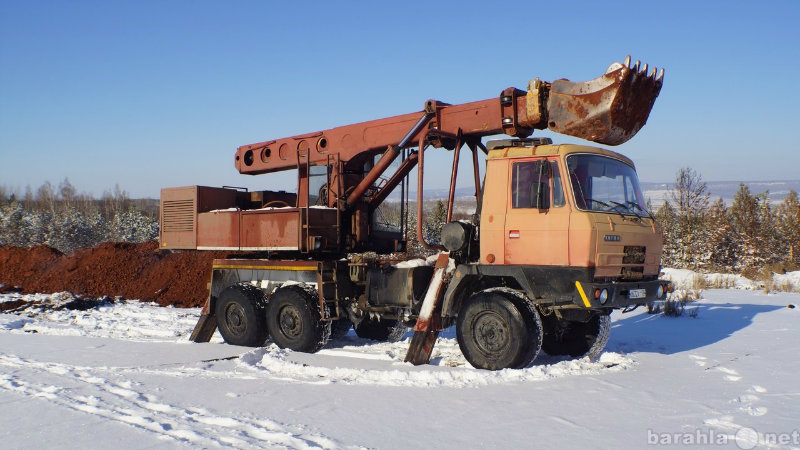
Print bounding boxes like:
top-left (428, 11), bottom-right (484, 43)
top-left (512, 160), bottom-right (557, 209)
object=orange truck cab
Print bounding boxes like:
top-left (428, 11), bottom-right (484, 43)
top-left (441, 138), bottom-right (669, 318)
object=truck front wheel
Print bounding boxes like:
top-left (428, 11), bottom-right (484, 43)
top-left (541, 313), bottom-right (611, 360)
top-left (215, 284), bottom-right (269, 347)
top-left (456, 290), bottom-right (543, 370)
top-left (266, 285), bottom-right (330, 353)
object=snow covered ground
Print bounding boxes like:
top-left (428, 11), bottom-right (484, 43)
top-left (1, 282), bottom-right (799, 449)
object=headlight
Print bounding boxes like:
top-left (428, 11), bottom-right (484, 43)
top-left (657, 284), bottom-right (665, 299)
top-left (596, 288), bottom-right (609, 305)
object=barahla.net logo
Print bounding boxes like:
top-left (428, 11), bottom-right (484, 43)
top-left (647, 427), bottom-right (800, 448)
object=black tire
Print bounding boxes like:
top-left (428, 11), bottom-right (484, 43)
top-left (354, 317), bottom-right (408, 342)
top-left (541, 313), bottom-right (611, 360)
top-left (266, 285), bottom-right (330, 353)
top-left (215, 284), bottom-right (269, 347)
top-left (456, 289), bottom-right (543, 370)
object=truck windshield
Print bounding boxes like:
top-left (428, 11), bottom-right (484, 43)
top-left (566, 154), bottom-right (649, 217)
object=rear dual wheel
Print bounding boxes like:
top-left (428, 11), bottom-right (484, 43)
top-left (216, 284), bottom-right (331, 353)
top-left (354, 317), bottom-right (408, 342)
top-left (215, 284), bottom-right (269, 347)
top-left (266, 285), bottom-right (331, 353)
top-left (329, 315), bottom-right (353, 341)
top-left (541, 313), bottom-right (611, 360)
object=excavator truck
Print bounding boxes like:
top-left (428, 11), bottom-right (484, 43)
top-left (161, 56), bottom-right (670, 370)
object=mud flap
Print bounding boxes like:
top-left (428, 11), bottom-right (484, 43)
top-left (189, 297), bottom-right (217, 343)
top-left (404, 254), bottom-right (450, 365)
top-left (189, 314), bottom-right (217, 343)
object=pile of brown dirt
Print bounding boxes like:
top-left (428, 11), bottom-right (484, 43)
top-left (0, 242), bottom-right (232, 308)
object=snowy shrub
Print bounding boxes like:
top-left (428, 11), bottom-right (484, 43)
top-left (0, 203), bottom-right (24, 246)
top-left (47, 207), bottom-right (105, 254)
top-left (108, 210), bottom-right (158, 243)
top-left (647, 289), bottom-right (701, 317)
top-left (20, 209), bottom-right (49, 247)
top-left (705, 275), bottom-right (739, 289)
top-left (647, 299), bottom-right (698, 318)
top-left (669, 289), bottom-right (703, 303)
top-left (0, 204), bottom-right (51, 248)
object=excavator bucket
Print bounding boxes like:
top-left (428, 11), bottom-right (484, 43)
top-left (546, 56), bottom-right (664, 146)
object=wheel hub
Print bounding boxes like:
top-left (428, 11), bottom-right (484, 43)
top-left (279, 306), bottom-right (303, 338)
top-left (225, 303), bottom-right (247, 336)
top-left (473, 311), bottom-right (509, 354)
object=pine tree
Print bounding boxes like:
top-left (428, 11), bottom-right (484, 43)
top-left (729, 184), bottom-right (764, 272)
top-left (423, 200), bottom-right (448, 246)
top-left (777, 190), bottom-right (800, 265)
top-left (655, 201), bottom-right (678, 267)
top-left (757, 193), bottom-right (781, 266)
top-left (703, 198), bottom-right (735, 271)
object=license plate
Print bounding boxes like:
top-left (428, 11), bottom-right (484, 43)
top-left (629, 289), bottom-right (647, 299)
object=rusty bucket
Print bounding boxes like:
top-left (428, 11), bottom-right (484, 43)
top-left (546, 56), bottom-right (664, 146)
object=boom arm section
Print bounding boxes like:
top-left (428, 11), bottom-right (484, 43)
top-left (235, 56), bottom-right (663, 176)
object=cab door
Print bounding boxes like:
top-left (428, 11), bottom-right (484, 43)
top-left (503, 158), bottom-right (571, 266)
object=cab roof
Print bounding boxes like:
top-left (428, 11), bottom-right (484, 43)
top-left (485, 139), bottom-right (635, 167)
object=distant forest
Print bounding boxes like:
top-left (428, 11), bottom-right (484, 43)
top-left (0, 179), bottom-right (158, 254)
top-left (652, 168), bottom-right (800, 278)
top-left (2, 170), bottom-right (799, 280)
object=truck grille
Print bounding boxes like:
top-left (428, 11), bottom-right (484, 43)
top-left (162, 199), bottom-right (195, 232)
top-left (623, 246), bottom-right (646, 264)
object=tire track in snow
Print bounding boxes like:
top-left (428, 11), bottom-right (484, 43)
top-left (0, 353), bottom-right (363, 450)
top-left (237, 344), bottom-right (635, 388)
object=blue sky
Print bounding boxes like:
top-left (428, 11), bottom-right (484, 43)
top-left (1, 0), bottom-right (798, 198)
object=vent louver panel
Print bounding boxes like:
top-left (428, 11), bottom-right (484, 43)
top-left (162, 199), bottom-right (195, 232)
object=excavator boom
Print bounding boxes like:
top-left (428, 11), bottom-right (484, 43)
top-left (235, 56), bottom-right (663, 175)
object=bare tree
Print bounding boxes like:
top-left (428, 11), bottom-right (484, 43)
top-left (59, 178), bottom-right (77, 209)
top-left (23, 185), bottom-right (35, 210)
top-left (669, 167), bottom-right (710, 268)
top-left (36, 181), bottom-right (57, 216)
top-left (101, 184), bottom-right (131, 217)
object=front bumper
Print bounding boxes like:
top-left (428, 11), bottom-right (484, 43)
top-left (574, 279), bottom-right (671, 309)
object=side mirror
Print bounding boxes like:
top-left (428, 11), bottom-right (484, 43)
top-left (530, 181), bottom-right (550, 210)
top-left (535, 160), bottom-right (551, 177)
